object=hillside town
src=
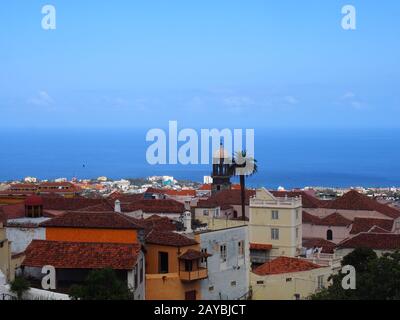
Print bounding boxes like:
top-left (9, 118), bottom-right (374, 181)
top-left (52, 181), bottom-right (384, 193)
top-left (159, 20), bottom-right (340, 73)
top-left (1, 145), bottom-right (400, 301)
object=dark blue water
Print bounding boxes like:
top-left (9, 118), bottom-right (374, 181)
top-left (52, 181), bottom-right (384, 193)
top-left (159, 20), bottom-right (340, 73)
top-left (0, 128), bottom-right (399, 188)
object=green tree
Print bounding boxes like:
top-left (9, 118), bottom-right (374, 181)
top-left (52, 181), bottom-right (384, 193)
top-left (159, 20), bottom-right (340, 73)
top-left (69, 268), bottom-right (134, 300)
top-left (10, 276), bottom-right (30, 300)
top-left (311, 248), bottom-right (400, 300)
top-left (233, 150), bottom-right (258, 221)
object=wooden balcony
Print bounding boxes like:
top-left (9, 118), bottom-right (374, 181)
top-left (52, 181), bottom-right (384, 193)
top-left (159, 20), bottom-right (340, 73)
top-left (179, 267), bottom-right (208, 281)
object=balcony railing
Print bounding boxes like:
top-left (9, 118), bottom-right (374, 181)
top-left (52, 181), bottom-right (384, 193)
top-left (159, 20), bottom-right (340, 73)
top-left (179, 268), bottom-right (208, 281)
top-left (250, 197), bottom-right (302, 208)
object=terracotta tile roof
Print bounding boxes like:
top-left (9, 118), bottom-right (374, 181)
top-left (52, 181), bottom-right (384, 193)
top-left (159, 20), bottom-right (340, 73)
top-left (271, 190), bottom-right (324, 209)
top-left (336, 232), bottom-right (400, 250)
top-left (197, 189), bottom-right (256, 208)
top-left (108, 192), bottom-right (145, 201)
top-left (368, 226), bottom-right (391, 233)
top-left (22, 240), bottom-right (141, 270)
top-left (145, 230), bottom-right (197, 247)
top-left (253, 256), bottom-right (322, 275)
top-left (302, 211), bottom-right (321, 224)
top-left (350, 217), bottom-right (394, 235)
top-left (179, 249), bottom-right (211, 260)
top-left (302, 211), bottom-right (352, 227)
top-left (250, 243), bottom-right (272, 251)
top-left (25, 195), bottom-right (43, 206)
top-left (138, 216), bottom-right (177, 232)
top-left (40, 211), bottom-right (143, 230)
top-left (318, 212), bottom-right (352, 226)
top-left (121, 199), bottom-right (185, 214)
top-left (302, 237), bottom-right (336, 254)
top-left (145, 187), bottom-right (196, 197)
top-left (198, 184), bottom-right (212, 191)
top-left (323, 190), bottom-right (400, 219)
top-left (42, 197), bottom-right (111, 211)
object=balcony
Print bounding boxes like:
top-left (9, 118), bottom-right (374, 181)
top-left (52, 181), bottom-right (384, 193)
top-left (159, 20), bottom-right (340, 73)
top-left (250, 197), bottom-right (302, 208)
top-left (179, 268), bottom-right (208, 281)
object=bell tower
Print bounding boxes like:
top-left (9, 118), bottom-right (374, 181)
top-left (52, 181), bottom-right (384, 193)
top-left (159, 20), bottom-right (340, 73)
top-left (211, 142), bottom-right (234, 194)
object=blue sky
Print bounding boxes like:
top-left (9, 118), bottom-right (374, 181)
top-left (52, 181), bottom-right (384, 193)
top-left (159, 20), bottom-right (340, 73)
top-left (0, 0), bottom-right (399, 129)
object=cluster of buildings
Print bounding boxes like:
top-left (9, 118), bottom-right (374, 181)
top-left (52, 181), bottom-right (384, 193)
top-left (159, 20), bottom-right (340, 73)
top-left (1, 149), bottom-right (400, 300)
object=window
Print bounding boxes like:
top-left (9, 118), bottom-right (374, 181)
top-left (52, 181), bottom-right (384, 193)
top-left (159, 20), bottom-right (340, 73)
top-left (220, 244), bottom-right (227, 263)
top-left (185, 290), bottom-right (197, 300)
top-left (159, 252), bottom-right (169, 273)
top-left (134, 265), bottom-right (138, 290)
top-left (271, 228), bottom-right (280, 240)
top-left (185, 260), bottom-right (193, 272)
top-left (231, 281), bottom-right (237, 287)
top-left (140, 258), bottom-right (144, 283)
top-left (209, 286), bottom-right (214, 292)
top-left (271, 210), bottom-right (279, 220)
top-left (294, 294), bottom-right (301, 300)
top-left (201, 248), bottom-right (208, 263)
top-left (238, 240), bottom-right (244, 256)
top-left (256, 280), bottom-right (264, 285)
top-left (204, 209), bottom-right (209, 216)
top-left (327, 229), bottom-right (333, 241)
top-left (317, 275), bottom-right (324, 290)
top-left (286, 278), bottom-right (292, 282)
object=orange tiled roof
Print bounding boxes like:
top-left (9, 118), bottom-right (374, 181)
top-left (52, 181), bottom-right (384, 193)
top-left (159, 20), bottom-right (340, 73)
top-left (302, 211), bottom-right (352, 227)
top-left (145, 229), bottom-right (197, 247)
top-left (253, 256), bottom-right (322, 275)
top-left (336, 232), bottom-right (400, 250)
top-left (40, 211), bottom-right (143, 230)
top-left (323, 190), bottom-right (400, 219)
top-left (121, 199), bottom-right (185, 214)
top-left (271, 190), bottom-right (324, 209)
top-left (250, 243), bottom-right (272, 251)
top-left (22, 240), bottom-right (141, 270)
top-left (302, 237), bottom-right (336, 254)
top-left (197, 189), bottom-right (256, 208)
top-left (350, 217), bottom-right (394, 234)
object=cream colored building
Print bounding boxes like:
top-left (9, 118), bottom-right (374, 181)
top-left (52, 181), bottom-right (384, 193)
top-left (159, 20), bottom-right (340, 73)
top-left (0, 220), bottom-right (13, 282)
top-left (250, 256), bottom-right (332, 300)
top-left (249, 189), bottom-right (302, 262)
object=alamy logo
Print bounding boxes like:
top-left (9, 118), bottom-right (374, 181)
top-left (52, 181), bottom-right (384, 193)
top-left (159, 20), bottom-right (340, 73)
top-left (341, 5), bottom-right (356, 30)
top-left (146, 121), bottom-right (255, 174)
top-left (341, 265), bottom-right (356, 290)
top-left (42, 5), bottom-right (56, 30)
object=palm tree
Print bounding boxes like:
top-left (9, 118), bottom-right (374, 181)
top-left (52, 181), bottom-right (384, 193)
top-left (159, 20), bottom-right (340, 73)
top-left (234, 150), bottom-right (258, 221)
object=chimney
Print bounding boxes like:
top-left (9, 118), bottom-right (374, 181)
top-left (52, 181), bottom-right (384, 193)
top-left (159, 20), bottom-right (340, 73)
top-left (114, 199), bottom-right (121, 213)
top-left (183, 210), bottom-right (192, 233)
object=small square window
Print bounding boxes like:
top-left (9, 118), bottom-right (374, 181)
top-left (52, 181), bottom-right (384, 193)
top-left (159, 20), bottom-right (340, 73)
top-left (231, 281), bottom-right (237, 287)
top-left (209, 286), bottom-right (214, 292)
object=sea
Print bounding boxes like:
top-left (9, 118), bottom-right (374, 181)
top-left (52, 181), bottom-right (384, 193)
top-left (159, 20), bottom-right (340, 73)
top-left (0, 128), bottom-right (399, 189)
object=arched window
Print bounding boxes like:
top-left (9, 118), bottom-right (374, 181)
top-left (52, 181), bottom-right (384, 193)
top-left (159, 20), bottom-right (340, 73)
top-left (327, 229), bottom-right (333, 241)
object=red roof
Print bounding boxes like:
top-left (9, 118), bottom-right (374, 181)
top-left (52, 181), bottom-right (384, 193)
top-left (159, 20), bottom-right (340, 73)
top-left (145, 187), bottom-right (196, 197)
top-left (250, 243), bottom-right (272, 251)
top-left (121, 199), bottom-right (185, 214)
top-left (302, 211), bottom-right (321, 224)
top-left (323, 190), bottom-right (400, 219)
top-left (25, 195), bottom-right (43, 206)
top-left (40, 211), bottom-right (143, 230)
top-left (22, 240), bottom-right (141, 270)
top-left (253, 256), bottom-right (322, 275)
top-left (145, 230), bottom-right (197, 247)
top-left (197, 189), bottom-right (256, 208)
top-left (302, 211), bottom-right (352, 227)
top-left (198, 184), bottom-right (212, 191)
top-left (337, 233), bottom-right (400, 250)
top-left (302, 237), bottom-right (336, 254)
top-left (179, 249), bottom-right (211, 260)
top-left (271, 190), bottom-right (324, 209)
top-left (41, 197), bottom-right (112, 211)
top-left (350, 217), bottom-right (394, 235)
top-left (318, 212), bottom-right (352, 226)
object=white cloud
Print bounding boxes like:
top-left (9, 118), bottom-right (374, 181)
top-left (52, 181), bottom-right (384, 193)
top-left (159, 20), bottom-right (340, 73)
top-left (340, 91), bottom-right (364, 109)
top-left (222, 96), bottom-right (254, 107)
top-left (28, 91), bottom-right (54, 107)
top-left (283, 95), bottom-right (299, 105)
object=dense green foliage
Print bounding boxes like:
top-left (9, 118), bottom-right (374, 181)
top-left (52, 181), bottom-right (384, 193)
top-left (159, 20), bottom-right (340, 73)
top-left (311, 248), bottom-right (400, 300)
top-left (10, 276), bottom-right (30, 300)
top-left (69, 268), bottom-right (134, 300)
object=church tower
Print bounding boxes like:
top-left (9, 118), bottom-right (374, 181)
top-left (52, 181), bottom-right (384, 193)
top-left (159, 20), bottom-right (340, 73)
top-left (211, 142), bottom-right (234, 194)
